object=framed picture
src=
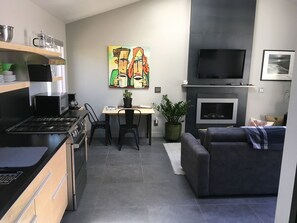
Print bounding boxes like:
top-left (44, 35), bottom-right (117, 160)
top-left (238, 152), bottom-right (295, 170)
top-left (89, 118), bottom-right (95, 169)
top-left (108, 45), bottom-right (150, 89)
top-left (261, 50), bottom-right (295, 81)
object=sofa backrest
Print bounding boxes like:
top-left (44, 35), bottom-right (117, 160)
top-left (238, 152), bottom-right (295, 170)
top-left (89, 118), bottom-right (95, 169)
top-left (203, 127), bottom-right (247, 150)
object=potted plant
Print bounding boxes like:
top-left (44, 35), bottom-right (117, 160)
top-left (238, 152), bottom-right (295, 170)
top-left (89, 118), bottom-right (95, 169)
top-left (155, 94), bottom-right (190, 141)
top-left (123, 89), bottom-right (132, 108)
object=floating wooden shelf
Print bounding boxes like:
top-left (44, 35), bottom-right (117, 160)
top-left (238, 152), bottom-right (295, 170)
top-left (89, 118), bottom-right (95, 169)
top-left (0, 42), bottom-right (60, 57)
top-left (0, 42), bottom-right (65, 65)
top-left (181, 84), bottom-right (256, 88)
top-left (52, 76), bottom-right (63, 82)
top-left (0, 81), bottom-right (30, 93)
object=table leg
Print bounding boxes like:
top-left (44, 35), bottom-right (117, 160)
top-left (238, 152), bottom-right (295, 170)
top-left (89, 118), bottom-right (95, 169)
top-left (105, 114), bottom-right (110, 146)
top-left (147, 114), bottom-right (152, 145)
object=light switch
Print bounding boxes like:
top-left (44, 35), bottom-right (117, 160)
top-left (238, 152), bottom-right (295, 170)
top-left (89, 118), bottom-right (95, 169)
top-left (258, 87), bottom-right (264, 93)
top-left (155, 87), bottom-right (161, 93)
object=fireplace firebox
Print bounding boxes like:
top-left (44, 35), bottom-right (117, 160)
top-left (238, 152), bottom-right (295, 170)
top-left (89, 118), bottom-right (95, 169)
top-left (196, 98), bottom-right (238, 124)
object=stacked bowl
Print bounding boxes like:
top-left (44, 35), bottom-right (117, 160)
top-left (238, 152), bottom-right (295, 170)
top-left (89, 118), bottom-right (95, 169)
top-left (3, 71), bottom-right (16, 82)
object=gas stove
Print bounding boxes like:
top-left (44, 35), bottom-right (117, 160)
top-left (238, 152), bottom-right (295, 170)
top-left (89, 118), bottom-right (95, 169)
top-left (6, 116), bottom-right (79, 134)
top-left (6, 113), bottom-right (89, 211)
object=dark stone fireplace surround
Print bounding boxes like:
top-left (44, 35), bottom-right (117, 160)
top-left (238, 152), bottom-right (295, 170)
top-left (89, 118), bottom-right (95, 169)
top-left (186, 88), bottom-right (248, 137)
top-left (185, 0), bottom-right (256, 137)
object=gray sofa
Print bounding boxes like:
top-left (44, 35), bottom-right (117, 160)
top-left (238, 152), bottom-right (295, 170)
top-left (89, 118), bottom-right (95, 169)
top-left (181, 127), bottom-right (284, 197)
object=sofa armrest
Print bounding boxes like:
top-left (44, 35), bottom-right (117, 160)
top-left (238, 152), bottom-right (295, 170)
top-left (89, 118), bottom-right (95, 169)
top-left (181, 133), bottom-right (210, 197)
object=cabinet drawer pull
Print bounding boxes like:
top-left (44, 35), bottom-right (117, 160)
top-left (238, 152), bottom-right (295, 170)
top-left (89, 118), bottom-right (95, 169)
top-left (30, 215), bottom-right (37, 223)
top-left (52, 174), bottom-right (67, 200)
top-left (35, 172), bottom-right (52, 196)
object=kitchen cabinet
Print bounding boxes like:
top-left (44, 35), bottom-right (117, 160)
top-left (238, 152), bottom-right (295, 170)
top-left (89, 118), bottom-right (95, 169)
top-left (0, 143), bottom-right (67, 223)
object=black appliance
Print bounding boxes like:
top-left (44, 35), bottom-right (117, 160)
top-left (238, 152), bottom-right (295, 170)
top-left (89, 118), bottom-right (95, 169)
top-left (6, 115), bottom-right (88, 211)
top-left (68, 93), bottom-right (79, 110)
top-left (34, 92), bottom-right (69, 116)
top-left (197, 49), bottom-right (246, 79)
top-left (28, 65), bottom-right (55, 82)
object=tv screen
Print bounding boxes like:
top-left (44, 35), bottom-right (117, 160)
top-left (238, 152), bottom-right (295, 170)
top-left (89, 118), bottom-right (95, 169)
top-left (197, 49), bottom-right (246, 79)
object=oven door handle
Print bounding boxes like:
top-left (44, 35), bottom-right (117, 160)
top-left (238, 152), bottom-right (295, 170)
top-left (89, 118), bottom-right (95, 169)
top-left (73, 134), bottom-right (86, 149)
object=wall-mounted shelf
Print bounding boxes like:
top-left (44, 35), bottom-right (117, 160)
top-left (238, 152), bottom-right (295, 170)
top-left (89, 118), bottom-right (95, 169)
top-left (181, 84), bottom-right (256, 88)
top-left (0, 42), bottom-right (65, 65)
top-left (52, 76), bottom-right (63, 82)
top-left (0, 81), bottom-right (30, 93)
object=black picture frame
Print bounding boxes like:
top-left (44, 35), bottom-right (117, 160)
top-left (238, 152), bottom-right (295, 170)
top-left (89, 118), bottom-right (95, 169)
top-left (260, 50), bottom-right (295, 81)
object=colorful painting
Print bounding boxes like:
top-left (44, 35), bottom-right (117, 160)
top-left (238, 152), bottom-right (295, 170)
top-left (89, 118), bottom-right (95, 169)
top-left (108, 46), bottom-right (150, 88)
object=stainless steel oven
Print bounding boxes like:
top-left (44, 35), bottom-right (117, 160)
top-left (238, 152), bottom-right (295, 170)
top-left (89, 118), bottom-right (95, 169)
top-left (66, 118), bottom-right (88, 210)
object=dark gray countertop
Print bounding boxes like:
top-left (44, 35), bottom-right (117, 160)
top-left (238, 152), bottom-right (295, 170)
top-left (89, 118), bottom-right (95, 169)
top-left (0, 109), bottom-right (88, 220)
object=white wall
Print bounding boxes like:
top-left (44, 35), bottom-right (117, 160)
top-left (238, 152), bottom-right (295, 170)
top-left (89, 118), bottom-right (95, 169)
top-left (66, 0), bottom-right (191, 136)
top-left (274, 10), bottom-right (297, 220)
top-left (0, 0), bottom-right (65, 46)
top-left (246, 0), bottom-right (297, 123)
top-left (249, 1), bottom-right (297, 221)
top-left (275, 76), bottom-right (297, 219)
top-left (0, 0), bottom-right (66, 95)
top-left (275, 37), bottom-right (297, 223)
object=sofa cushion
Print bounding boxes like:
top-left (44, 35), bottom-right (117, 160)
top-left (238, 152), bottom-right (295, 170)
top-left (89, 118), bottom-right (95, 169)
top-left (203, 127), bottom-right (247, 150)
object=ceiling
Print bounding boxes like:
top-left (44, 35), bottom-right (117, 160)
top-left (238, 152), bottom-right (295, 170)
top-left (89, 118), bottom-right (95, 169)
top-left (30, 0), bottom-right (141, 24)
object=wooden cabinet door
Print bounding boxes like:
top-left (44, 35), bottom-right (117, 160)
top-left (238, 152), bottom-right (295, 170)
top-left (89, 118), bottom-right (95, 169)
top-left (34, 172), bottom-right (52, 223)
top-left (51, 174), bottom-right (68, 223)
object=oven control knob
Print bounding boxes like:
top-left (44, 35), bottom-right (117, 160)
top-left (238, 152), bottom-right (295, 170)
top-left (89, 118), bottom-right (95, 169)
top-left (72, 130), bottom-right (77, 137)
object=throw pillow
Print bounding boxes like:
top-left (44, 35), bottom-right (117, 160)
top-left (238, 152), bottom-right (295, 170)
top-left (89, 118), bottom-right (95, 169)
top-left (250, 117), bottom-right (274, 126)
top-left (265, 115), bottom-right (284, 126)
top-left (198, 129), bottom-right (207, 145)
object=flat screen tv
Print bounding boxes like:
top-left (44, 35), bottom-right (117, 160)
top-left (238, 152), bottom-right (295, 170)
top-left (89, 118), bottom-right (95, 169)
top-left (197, 49), bottom-right (246, 79)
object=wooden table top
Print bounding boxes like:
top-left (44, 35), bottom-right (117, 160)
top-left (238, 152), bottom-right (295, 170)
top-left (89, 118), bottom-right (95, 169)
top-left (102, 106), bottom-right (155, 114)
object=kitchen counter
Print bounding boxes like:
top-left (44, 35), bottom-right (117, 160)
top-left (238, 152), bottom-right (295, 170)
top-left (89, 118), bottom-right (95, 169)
top-left (63, 109), bottom-right (88, 120)
top-left (0, 109), bottom-right (88, 220)
top-left (0, 133), bottom-right (68, 220)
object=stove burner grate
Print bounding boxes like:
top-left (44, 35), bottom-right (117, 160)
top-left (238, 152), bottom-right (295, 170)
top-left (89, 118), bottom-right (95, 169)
top-left (7, 116), bottom-right (79, 133)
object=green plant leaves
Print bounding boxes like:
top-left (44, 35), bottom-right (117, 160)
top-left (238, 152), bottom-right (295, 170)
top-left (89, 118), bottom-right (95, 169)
top-left (123, 89), bottom-right (132, 98)
top-left (155, 95), bottom-right (190, 124)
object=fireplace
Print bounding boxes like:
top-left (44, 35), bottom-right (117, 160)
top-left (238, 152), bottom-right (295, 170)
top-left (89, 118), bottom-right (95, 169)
top-left (196, 98), bottom-right (238, 124)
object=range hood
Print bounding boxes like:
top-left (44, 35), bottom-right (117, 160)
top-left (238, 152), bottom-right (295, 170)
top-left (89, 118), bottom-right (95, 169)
top-left (28, 64), bottom-right (57, 82)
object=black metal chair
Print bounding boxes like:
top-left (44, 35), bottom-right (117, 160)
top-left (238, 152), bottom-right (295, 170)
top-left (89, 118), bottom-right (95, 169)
top-left (117, 108), bottom-right (141, 151)
top-left (84, 103), bottom-right (111, 145)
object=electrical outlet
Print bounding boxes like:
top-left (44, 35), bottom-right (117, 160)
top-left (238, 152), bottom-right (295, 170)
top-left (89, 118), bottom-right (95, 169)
top-left (154, 118), bottom-right (158, 126)
top-left (258, 87), bottom-right (264, 93)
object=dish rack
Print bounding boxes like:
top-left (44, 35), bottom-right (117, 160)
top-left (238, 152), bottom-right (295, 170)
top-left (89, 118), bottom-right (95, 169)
top-left (0, 171), bottom-right (23, 185)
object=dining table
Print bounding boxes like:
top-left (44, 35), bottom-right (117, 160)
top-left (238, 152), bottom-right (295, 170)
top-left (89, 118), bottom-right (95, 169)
top-left (102, 106), bottom-right (155, 146)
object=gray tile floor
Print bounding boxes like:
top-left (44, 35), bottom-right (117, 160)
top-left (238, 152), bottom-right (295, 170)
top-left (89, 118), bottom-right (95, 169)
top-left (61, 137), bottom-right (276, 223)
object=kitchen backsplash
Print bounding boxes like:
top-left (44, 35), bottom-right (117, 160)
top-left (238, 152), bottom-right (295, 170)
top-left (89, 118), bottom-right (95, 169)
top-left (0, 88), bottom-right (32, 133)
